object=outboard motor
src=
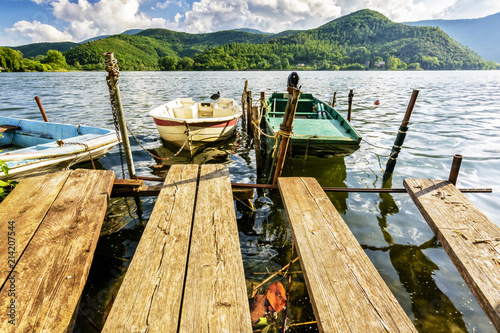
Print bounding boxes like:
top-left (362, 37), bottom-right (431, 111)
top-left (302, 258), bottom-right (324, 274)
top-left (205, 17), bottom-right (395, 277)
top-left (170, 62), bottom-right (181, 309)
top-left (287, 72), bottom-right (299, 88)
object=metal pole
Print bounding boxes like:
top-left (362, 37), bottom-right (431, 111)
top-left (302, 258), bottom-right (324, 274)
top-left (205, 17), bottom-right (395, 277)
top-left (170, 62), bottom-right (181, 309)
top-left (104, 52), bottom-right (135, 179)
top-left (448, 154), bottom-right (463, 186)
top-left (382, 90), bottom-right (419, 183)
top-left (34, 96), bottom-right (49, 122)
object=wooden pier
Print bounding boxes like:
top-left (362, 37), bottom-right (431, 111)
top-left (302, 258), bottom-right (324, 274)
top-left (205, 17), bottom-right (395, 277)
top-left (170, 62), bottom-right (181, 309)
top-left (0, 169), bottom-right (114, 332)
top-left (0, 165), bottom-right (498, 332)
top-left (103, 164), bottom-right (252, 332)
top-left (405, 178), bottom-right (500, 331)
top-left (279, 177), bottom-right (417, 332)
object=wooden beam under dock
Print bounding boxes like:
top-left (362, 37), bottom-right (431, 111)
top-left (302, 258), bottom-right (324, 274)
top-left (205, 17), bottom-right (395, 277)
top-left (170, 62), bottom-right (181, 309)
top-left (405, 178), bottom-right (500, 331)
top-left (278, 177), bottom-right (417, 332)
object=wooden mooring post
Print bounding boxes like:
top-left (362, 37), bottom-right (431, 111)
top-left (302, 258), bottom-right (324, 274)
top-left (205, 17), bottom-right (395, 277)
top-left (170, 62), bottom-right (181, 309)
top-left (382, 89), bottom-right (419, 183)
top-left (347, 89), bottom-right (354, 121)
top-left (34, 96), bottom-right (49, 122)
top-left (448, 154), bottom-right (463, 185)
top-left (268, 87), bottom-right (301, 185)
top-left (252, 92), bottom-right (265, 170)
top-left (246, 90), bottom-right (253, 135)
top-left (241, 80), bottom-right (248, 128)
top-left (104, 52), bottom-right (136, 179)
top-left (331, 92), bottom-right (337, 107)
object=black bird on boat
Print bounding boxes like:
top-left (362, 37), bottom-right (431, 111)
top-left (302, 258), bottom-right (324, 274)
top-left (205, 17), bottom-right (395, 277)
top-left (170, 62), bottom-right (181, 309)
top-left (210, 91), bottom-right (220, 101)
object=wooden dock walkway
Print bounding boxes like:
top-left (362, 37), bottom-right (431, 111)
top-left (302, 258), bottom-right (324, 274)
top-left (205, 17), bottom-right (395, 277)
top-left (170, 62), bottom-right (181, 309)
top-left (405, 178), bottom-right (500, 331)
top-left (278, 177), bottom-right (417, 332)
top-left (103, 164), bottom-right (252, 332)
top-left (0, 169), bottom-right (114, 332)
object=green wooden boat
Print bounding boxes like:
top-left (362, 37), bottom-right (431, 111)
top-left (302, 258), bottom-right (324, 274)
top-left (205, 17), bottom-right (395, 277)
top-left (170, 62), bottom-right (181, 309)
top-left (262, 92), bottom-right (362, 157)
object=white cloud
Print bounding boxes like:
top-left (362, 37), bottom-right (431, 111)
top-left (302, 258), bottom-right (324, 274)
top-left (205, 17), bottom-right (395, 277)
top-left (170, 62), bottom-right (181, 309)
top-left (7, 20), bottom-right (73, 42)
top-left (5, 0), bottom-right (500, 45)
top-left (50, 0), bottom-right (174, 40)
top-left (182, 0), bottom-right (342, 33)
top-left (8, 0), bottom-right (179, 43)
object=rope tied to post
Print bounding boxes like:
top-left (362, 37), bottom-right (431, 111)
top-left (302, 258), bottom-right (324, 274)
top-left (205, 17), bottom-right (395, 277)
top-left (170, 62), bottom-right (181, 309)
top-left (104, 53), bottom-right (126, 178)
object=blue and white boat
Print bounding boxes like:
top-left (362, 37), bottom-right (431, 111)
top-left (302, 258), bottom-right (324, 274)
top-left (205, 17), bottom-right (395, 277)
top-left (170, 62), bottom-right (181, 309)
top-left (0, 117), bottom-right (119, 180)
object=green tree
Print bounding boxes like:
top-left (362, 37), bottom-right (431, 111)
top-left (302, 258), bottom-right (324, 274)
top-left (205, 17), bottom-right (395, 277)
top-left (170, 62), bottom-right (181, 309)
top-left (43, 50), bottom-right (68, 69)
top-left (159, 56), bottom-right (178, 70)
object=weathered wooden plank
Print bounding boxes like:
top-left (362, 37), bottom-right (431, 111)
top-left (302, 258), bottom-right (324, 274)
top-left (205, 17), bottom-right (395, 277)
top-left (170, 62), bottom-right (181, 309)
top-left (404, 178), bottom-right (500, 330)
top-left (0, 125), bottom-right (20, 133)
top-left (0, 169), bottom-right (115, 332)
top-left (278, 177), bottom-right (417, 333)
top-left (103, 164), bottom-right (199, 333)
top-left (179, 164), bottom-right (252, 332)
top-left (0, 171), bottom-right (71, 284)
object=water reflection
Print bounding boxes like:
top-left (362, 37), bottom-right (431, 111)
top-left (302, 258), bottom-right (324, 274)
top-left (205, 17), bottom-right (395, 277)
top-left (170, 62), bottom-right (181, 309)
top-left (365, 182), bottom-right (468, 332)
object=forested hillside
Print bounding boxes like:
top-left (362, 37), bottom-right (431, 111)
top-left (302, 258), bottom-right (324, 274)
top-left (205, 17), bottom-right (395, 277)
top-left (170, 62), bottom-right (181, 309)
top-left (11, 42), bottom-right (78, 59)
top-left (1, 9), bottom-right (498, 72)
top-left (191, 10), bottom-right (496, 70)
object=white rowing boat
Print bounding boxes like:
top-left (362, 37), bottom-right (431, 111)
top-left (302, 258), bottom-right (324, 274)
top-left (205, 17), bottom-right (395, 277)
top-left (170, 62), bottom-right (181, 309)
top-left (149, 97), bottom-right (242, 153)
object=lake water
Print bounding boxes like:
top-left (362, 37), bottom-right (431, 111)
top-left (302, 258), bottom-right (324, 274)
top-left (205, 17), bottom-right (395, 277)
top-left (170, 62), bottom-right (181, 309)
top-left (1, 70), bottom-right (499, 332)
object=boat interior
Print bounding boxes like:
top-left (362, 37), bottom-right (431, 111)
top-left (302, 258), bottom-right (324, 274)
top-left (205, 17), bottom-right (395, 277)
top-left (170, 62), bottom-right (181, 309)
top-left (165, 98), bottom-right (238, 119)
top-left (267, 93), bottom-right (342, 121)
top-left (0, 118), bottom-right (111, 152)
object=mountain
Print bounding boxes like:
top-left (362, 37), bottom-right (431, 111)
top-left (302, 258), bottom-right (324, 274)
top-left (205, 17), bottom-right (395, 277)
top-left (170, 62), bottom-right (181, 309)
top-left (233, 28), bottom-right (272, 35)
top-left (79, 29), bottom-right (144, 44)
top-left (191, 9), bottom-right (493, 70)
top-left (11, 42), bottom-right (79, 59)
top-left (3, 9), bottom-right (498, 72)
top-left (405, 12), bottom-right (500, 62)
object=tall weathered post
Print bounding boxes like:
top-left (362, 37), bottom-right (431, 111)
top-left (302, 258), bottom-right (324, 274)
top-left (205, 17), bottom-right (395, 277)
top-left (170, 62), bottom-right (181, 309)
top-left (347, 89), bottom-right (354, 121)
top-left (448, 154), bottom-right (463, 186)
top-left (253, 92), bottom-right (265, 170)
top-left (331, 92), bottom-right (337, 107)
top-left (382, 90), bottom-right (419, 183)
top-left (268, 72), bottom-right (301, 185)
top-left (247, 90), bottom-right (253, 135)
top-left (104, 52), bottom-right (136, 179)
top-left (34, 96), bottom-right (49, 122)
top-left (241, 80), bottom-right (248, 127)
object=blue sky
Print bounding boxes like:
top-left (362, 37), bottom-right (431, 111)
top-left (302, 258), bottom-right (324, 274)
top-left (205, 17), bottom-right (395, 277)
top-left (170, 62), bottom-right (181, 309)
top-left (1, 0), bottom-right (500, 46)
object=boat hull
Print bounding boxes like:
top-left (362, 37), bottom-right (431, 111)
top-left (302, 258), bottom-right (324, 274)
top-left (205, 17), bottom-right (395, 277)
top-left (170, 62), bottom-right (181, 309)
top-left (152, 117), bottom-right (238, 150)
top-left (263, 93), bottom-right (361, 157)
top-left (0, 117), bottom-right (119, 180)
top-left (149, 97), bottom-right (242, 153)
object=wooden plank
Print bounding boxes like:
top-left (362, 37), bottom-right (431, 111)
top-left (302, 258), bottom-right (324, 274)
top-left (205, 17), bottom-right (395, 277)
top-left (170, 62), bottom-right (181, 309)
top-left (404, 178), bottom-right (500, 330)
top-left (179, 164), bottom-right (252, 332)
top-left (278, 177), bottom-right (417, 333)
top-left (0, 171), bottom-right (71, 284)
top-left (0, 169), bottom-right (115, 332)
top-left (0, 125), bottom-right (20, 133)
top-left (103, 164), bottom-right (199, 332)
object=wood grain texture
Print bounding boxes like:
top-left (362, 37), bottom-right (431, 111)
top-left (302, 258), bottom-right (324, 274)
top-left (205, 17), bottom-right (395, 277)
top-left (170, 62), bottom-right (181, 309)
top-left (103, 164), bottom-right (199, 333)
top-left (0, 169), bottom-right (114, 332)
top-left (179, 164), bottom-right (252, 333)
top-left (278, 177), bottom-right (417, 333)
top-left (0, 171), bottom-right (71, 284)
top-left (404, 178), bottom-right (500, 330)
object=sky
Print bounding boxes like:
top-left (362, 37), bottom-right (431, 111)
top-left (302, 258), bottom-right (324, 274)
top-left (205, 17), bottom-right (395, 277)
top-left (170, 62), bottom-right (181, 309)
top-left (1, 0), bottom-right (500, 46)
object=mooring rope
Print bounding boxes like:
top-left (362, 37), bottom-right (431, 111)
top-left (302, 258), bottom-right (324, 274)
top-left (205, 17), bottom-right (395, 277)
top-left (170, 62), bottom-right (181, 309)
top-left (104, 56), bottom-right (126, 178)
top-left (126, 123), bottom-right (190, 161)
top-left (56, 140), bottom-right (96, 170)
